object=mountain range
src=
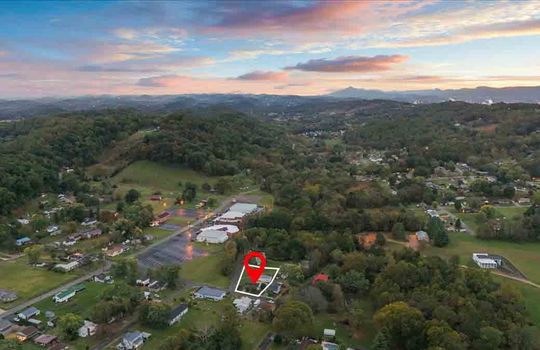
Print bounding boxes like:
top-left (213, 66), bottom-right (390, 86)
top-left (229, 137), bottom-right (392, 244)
top-left (0, 85), bottom-right (539, 120)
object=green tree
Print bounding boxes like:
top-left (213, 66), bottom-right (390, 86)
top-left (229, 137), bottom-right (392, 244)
top-left (371, 328), bottom-right (391, 350)
top-left (24, 244), bottom-right (44, 264)
top-left (337, 270), bottom-right (370, 294)
top-left (391, 222), bottom-right (406, 240)
top-left (272, 301), bottom-right (314, 339)
top-left (58, 313), bottom-right (83, 340)
top-left (139, 302), bottom-right (172, 328)
top-left (125, 189), bottom-right (140, 204)
top-left (374, 301), bottom-right (426, 350)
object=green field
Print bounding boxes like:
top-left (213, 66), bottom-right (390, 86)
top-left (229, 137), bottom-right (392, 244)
top-left (426, 233), bottom-right (540, 285)
top-left (179, 251), bottom-right (230, 289)
top-left (495, 206), bottom-right (528, 219)
top-left (138, 298), bottom-right (269, 350)
top-left (0, 259), bottom-right (82, 305)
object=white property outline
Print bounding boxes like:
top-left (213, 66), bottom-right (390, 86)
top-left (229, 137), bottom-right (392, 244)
top-left (234, 264), bottom-right (280, 297)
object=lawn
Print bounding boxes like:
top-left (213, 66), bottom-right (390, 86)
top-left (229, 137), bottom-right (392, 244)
top-left (33, 281), bottom-right (110, 320)
top-left (426, 233), bottom-right (540, 285)
top-left (0, 259), bottom-right (82, 306)
top-left (179, 250), bottom-right (230, 289)
top-left (495, 206), bottom-right (528, 219)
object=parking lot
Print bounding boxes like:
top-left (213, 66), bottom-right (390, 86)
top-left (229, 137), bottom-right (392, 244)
top-left (138, 233), bottom-right (205, 270)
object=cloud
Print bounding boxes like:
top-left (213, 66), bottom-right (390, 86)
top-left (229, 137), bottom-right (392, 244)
top-left (76, 55), bottom-right (214, 73)
top-left (285, 55), bottom-right (408, 73)
top-left (77, 65), bottom-right (159, 73)
top-left (234, 71), bottom-right (288, 81)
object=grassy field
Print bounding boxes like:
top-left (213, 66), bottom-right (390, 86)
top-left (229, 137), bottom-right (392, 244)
top-left (0, 259), bottom-right (82, 306)
top-left (179, 250), bottom-right (230, 289)
top-left (495, 206), bottom-right (528, 219)
top-left (426, 232), bottom-right (540, 284)
top-left (138, 298), bottom-right (269, 350)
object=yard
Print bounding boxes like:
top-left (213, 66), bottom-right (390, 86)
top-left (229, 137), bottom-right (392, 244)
top-left (0, 259), bottom-right (82, 306)
top-left (179, 250), bottom-right (230, 289)
top-left (426, 232), bottom-right (540, 285)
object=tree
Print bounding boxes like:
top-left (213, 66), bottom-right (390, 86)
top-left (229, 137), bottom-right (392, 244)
top-left (58, 313), bottom-right (83, 340)
top-left (371, 328), bottom-right (391, 350)
top-left (454, 200), bottom-right (462, 212)
top-left (427, 217), bottom-right (449, 247)
top-left (337, 270), bottom-right (370, 294)
top-left (391, 222), bottom-right (406, 240)
top-left (425, 320), bottom-right (465, 350)
top-left (374, 301), bottom-right (426, 350)
top-left (215, 178), bottom-right (233, 194)
top-left (125, 189), bottom-right (140, 204)
top-left (299, 285), bottom-right (328, 313)
top-left (473, 326), bottom-right (503, 350)
top-left (139, 302), bottom-right (171, 328)
top-left (24, 244), bottom-right (44, 264)
top-left (0, 339), bottom-right (21, 350)
top-left (349, 300), bottom-right (365, 331)
top-left (273, 300), bottom-right (314, 339)
top-left (182, 182), bottom-right (197, 202)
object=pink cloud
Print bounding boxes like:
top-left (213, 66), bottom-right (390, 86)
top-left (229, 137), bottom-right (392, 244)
top-left (234, 70), bottom-right (288, 81)
top-left (285, 55), bottom-right (408, 73)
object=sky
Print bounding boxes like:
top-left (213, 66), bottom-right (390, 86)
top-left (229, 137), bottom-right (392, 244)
top-left (1, 0), bottom-right (540, 98)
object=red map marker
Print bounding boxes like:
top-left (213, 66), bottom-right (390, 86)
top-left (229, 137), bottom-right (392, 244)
top-left (244, 251), bottom-right (266, 284)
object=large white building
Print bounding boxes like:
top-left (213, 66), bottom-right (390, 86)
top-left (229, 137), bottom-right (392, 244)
top-left (472, 253), bottom-right (501, 269)
top-left (196, 230), bottom-right (229, 244)
top-left (214, 202), bottom-right (260, 223)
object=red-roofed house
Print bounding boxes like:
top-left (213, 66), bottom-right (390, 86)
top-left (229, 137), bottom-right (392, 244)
top-left (312, 273), bottom-right (330, 286)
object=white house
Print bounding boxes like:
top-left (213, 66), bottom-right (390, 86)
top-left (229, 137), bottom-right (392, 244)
top-left (472, 253), bottom-right (501, 269)
top-left (78, 320), bottom-right (97, 337)
top-left (53, 289), bottom-right (76, 303)
top-left (168, 304), bottom-right (188, 326)
top-left (233, 296), bottom-right (253, 314)
top-left (119, 331), bottom-right (151, 350)
top-left (54, 261), bottom-right (79, 272)
top-left (18, 307), bottom-right (40, 320)
top-left (193, 286), bottom-right (226, 301)
top-left (200, 225), bottom-right (239, 234)
top-left (196, 230), bottom-right (229, 244)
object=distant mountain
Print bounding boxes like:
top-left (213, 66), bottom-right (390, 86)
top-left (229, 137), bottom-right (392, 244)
top-left (328, 85), bottom-right (540, 104)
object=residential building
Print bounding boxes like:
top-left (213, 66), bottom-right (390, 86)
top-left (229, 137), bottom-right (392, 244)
top-left (193, 286), bottom-right (226, 301)
top-left (53, 290), bottom-right (76, 303)
top-left (200, 224), bottom-right (239, 234)
top-left (168, 304), bottom-right (189, 326)
top-left (105, 244), bottom-right (125, 257)
top-left (0, 289), bottom-right (18, 302)
top-left (324, 328), bottom-right (336, 339)
top-left (196, 229), bottom-right (229, 244)
top-left (34, 334), bottom-right (57, 347)
top-left (16, 326), bottom-right (39, 342)
top-left (15, 237), bottom-right (31, 246)
top-left (18, 307), bottom-right (40, 320)
top-left (54, 261), bottom-right (79, 272)
top-left (78, 320), bottom-right (97, 337)
top-left (322, 341), bottom-right (340, 350)
top-left (233, 296), bottom-right (253, 314)
top-left (152, 211), bottom-right (171, 226)
top-left (0, 319), bottom-right (13, 336)
top-left (312, 273), bottom-right (330, 286)
top-left (119, 331), bottom-right (151, 350)
top-left (472, 253), bottom-right (501, 269)
top-left (416, 230), bottom-right (430, 242)
top-left (94, 274), bottom-right (114, 284)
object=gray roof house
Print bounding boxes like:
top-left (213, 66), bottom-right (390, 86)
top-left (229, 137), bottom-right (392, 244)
top-left (119, 331), bottom-right (150, 350)
top-left (0, 289), bottom-right (18, 302)
top-left (0, 319), bottom-right (13, 335)
top-left (18, 306), bottom-right (40, 320)
top-left (193, 286), bottom-right (226, 301)
top-left (168, 304), bottom-right (189, 326)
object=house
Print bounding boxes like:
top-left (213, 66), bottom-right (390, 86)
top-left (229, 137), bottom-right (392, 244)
top-left (196, 229), bottom-right (229, 244)
top-left (0, 319), bottom-right (13, 335)
top-left (53, 289), bottom-right (76, 303)
top-left (81, 228), bottom-right (102, 239)
top-left (322, 341), bottom-right (340, 350)
top-left (136, 278), bottom-right (151, 287)
top-left (168, 304), bottom-right (189, 326)
top-left (152, 211), bottom-right (171, 226)
top-left (148, 281), bottom-right (167, 292)
top-left (214, 211), bottom-right (246, 224)
top-left (193, 286), bottom-right (226, 301)
top-left (312, 273), bottom-right (330, 286)
top-left (15, 237), bottom-right (31, 246)
top-left (518, 198), bottom-right (531, 205)
top-left (119, 331), bottom-right (151, 350)
top-left (0, 289), bottom-right (18, 302)
top-left (324, 328), bottom-right (336, 339)
top-left (34, 334), bottom-right (57, 347)
top-left (94, 274), bottom-right (114, 284)
top-left (416, 230), bottom-right (430, 242)
top-left (47, 225), bottom-right (60, 235)
top-left (18, 307), bottom-right (40, 320)
top-left (149, 195), bottom-right (162, 201)
top-left (105, 244), bottom-right (125, 257)
top-left (233, 297), bottom-right (253, 314)
top-left (268, 281), bottom-right (283, 295)
top-left (16, 326), bottom-right (39, 342)
top-left (17, 219), bottom-right (30, 225)
top-left (54, 261), bottom-right (79, 272)
top-left (78, 320), bottom-right (97, 337)
top-left (81, 218), bottom-right (97, 226)
top-left (472, 253), bottom-right (501, 269)
top-left (48, 343), bottom-right (69, 350)
top-left (359, 232), bottom-right (377, 248)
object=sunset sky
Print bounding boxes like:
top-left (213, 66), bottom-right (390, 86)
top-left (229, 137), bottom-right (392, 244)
top-left (1, 0), bottom-right (540, 97)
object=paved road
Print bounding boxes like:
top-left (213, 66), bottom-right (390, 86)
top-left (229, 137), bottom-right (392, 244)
top-left (0, 261), bottom-right (111, 317)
